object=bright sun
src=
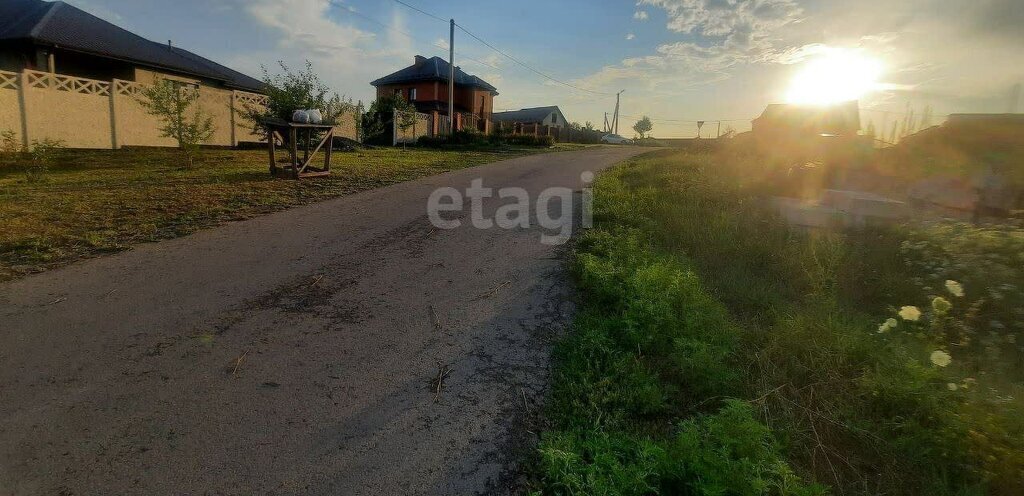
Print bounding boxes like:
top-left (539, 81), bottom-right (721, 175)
top-left (785, 48), bottom-right (883, 105)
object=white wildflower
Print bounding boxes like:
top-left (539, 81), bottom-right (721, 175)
top-left (930, 350), bottom-right (952, 367)
top-left (877, 318), bottom-right (898, 333)
top-left (945, 280), bottom-right (964, 297)
top-left (899, 306), bottom-right (922, 321)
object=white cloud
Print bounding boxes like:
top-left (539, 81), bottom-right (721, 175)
top-left (576, 0), bottom-right (802, 95)
top-left (626, 33), bottom-right (636, 40)
top-left (225, 0), bottom-right (430, 105)
top-left (243, 0), bottom-right (374, 58)
top-left (634, 10), bottom-right (649, 20)
top-left (639, 0), bottom-right (801, 49)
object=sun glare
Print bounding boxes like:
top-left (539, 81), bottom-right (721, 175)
top-left (785, 48), bottom-right (883, 105)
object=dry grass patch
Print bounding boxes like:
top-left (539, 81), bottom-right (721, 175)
top-left (0, 144), bottom-right (582, 280)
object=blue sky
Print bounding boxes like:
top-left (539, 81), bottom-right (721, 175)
top-left (68, 0), bottom-right (1023, 137)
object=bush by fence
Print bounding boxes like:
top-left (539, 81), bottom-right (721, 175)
top-left (416, 131), bottom-right (554, 148)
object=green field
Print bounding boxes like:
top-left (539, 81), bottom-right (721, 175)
top-left (530, 148), bottom-right (1024, 495)
top-left (0, 144), bottom-right (582, 281)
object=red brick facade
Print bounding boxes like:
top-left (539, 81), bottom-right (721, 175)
top-left (372, 56), bottom-right (497, 133)
top-left (375, 82), bottom-right (493, 118)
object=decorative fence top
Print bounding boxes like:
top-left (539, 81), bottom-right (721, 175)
top-left (25, 70), bottom-right (111, 96)
top-left (114, 80), bottom-right (144, 97)
top-left (0, 70), bottom-right (18, 90)
top-left (0, 69), bottom-right (266, 105)
top-left (235, 92), bottom-right (269, 107)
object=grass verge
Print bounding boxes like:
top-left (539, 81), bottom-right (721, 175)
top-left (0, 144), bottom-right (584, 281)
top-left (529, 149), bottom-right (1023, 495)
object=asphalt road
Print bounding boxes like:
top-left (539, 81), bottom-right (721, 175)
top-left (0, 146), bottom-right (650, 495)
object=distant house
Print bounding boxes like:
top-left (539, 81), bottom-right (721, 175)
top-left (0, 0), bottom-right (274, 149)
top-left (945, 113), bottom-right (1024, 126)
top-left (0, 0), bottom-right (264, 93)
top-left (371, 55), bottom-right (498, 133)
top-left (492, 106), bottom-right (568, 129)
top-left (751, 101), bottom-right (861, 138)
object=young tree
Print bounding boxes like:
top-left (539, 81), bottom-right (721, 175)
top-left (362, 95), bottom-right (416, 145)
top-left (137, 79), bottom-right (215, 168)
top-left (632, 116), bottom-right (653, 139)
top-left (394, 96), bottom-right (417, 148)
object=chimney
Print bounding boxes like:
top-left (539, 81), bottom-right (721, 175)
top-left (414, 55), bottom-right (426, 65)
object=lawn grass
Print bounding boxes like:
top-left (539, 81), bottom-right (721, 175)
top-left (0, 144), bottom-right (584, 281)
top-left (529, 148), bottom-right (1024, 495)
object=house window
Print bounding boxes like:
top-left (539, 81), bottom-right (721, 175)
top-left (409, 88), bottom-right (417, 101)
top-left (551, 112), bottom-right (558, 125)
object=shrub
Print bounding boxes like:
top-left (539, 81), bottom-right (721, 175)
top-left (415, 131), bottom-right (554, 148)
top-left (1, 129), bottom-right (21, 154)
top-left (362, 95), bottom-right (416, 145)
top-left (24, 138), bottom-right (65, 182)
top-left (505, 134), bottom-right (555, 147)
top-left (244, 60), bottom-right (355, 130)
top-left (660, 401), bottom-right (827, 496)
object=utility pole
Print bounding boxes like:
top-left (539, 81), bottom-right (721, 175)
top-left (612, 89), bottom-right (624, 135)
top-left (448, 18), bottom-right (455, 138)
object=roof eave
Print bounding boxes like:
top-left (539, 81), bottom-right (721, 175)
top-left (29, 40), bottom-right (264, 93)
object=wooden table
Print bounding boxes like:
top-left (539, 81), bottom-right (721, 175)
top-left (263, 119), bottom-right (335, 179)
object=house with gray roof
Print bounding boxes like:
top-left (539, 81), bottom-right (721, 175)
top-left (492, 106), bottom-right (568, 129)
top-left (0, 0), bottom-right (264, 93)
top-left (371, 55), bottom-right (498, 133)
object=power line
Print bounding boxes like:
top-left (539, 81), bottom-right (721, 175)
top-left (618, 113), bottom-right (752, 123)
top-left (387, 0), bottom-right (612, 97)
top-left (334, 2), bottom-right (500, 71)
top-left (455, 23), bottom-right (613, 96)
top-left (390, 0), bottom-right (448, 23)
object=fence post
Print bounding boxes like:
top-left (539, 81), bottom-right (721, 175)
top-left (16, 71), bottom-right (29, 149)
top-left (229, 90), bottom-right (238, 148)
top-left (109, 79), bottom-right (120, 149)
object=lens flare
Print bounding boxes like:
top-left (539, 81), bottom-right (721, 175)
top-left (786, 48), bottom-right (883, 105)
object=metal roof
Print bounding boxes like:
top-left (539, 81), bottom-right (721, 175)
top-left (492, 106), bottom-right (562, 123)
top-left (0, 0), bottom-right (265, 93)
top-left (371, 56), bottom-right (497, 94)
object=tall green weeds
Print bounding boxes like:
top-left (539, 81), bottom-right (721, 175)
top-left (530, 149), bottom-right (1022, 494)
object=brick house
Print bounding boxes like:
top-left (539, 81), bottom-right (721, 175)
top-left (371, 55), bottom-right (498, 133)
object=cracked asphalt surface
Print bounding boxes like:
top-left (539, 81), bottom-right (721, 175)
top-left (0, 146), bottom-right (650, 495)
